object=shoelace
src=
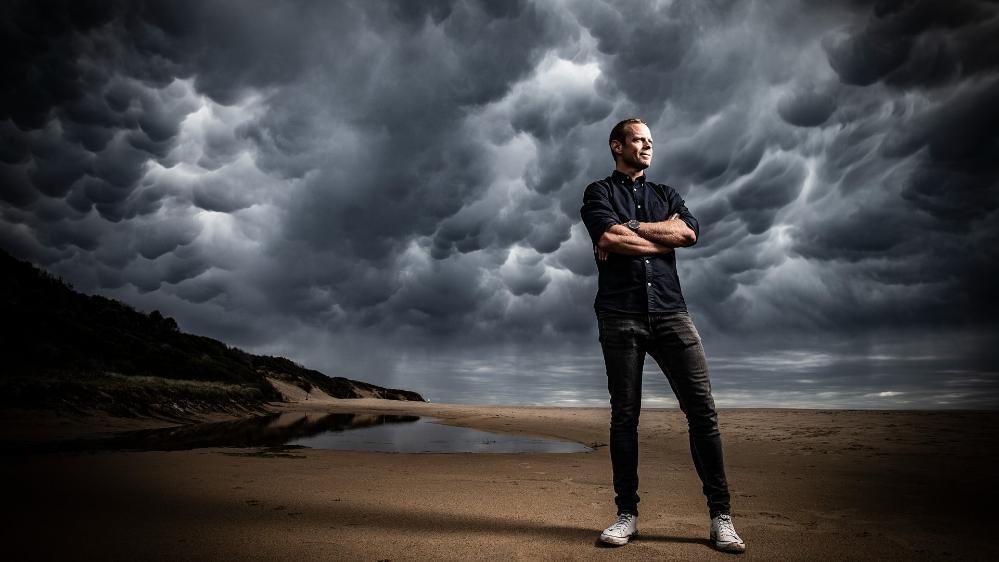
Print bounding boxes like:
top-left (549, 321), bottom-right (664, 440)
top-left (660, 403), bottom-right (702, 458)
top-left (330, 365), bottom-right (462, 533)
top-left (609, 515), bottom-right (635, 533)
top-left (714, 516), bottom-right (741, 541)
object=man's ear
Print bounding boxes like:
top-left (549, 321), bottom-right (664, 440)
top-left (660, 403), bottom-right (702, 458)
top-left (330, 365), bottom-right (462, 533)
top-left (610, 140), bottom-right (622, 154)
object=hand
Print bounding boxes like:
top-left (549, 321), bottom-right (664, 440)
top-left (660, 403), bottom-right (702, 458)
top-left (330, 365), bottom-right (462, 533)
top-left (594, 245), bottom-right (609, 261)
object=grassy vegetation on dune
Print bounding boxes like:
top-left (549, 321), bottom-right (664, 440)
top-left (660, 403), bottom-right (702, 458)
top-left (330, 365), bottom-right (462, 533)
top-left (0, 249), bottom-right (426, 418)
top-left (1, 372), bottom-right (274, 421)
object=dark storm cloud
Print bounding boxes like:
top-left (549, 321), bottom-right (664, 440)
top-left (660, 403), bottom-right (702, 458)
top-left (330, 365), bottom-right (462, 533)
top-left (728, 156), bottom-right (806, 235)
top-left (2, 0), bottom-right (997, 407)
top-left (822, 0), bottom-right (995, 88)
top-left (777, 87), bottom-right (837, 127)
top-left (787, 0), bottom-right (999, 335)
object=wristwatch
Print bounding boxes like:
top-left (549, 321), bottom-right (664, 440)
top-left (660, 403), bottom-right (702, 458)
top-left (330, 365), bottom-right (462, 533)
top-left (627, 219), bottom-right (640, 231)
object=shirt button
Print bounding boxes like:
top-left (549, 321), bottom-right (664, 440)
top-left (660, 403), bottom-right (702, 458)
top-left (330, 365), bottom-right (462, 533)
top-left (637, 204), bottom-right (642, 208)
top-left (645, 259), bottom-right (649, 263)
top-left (647, 282), bottom-right (651, 287)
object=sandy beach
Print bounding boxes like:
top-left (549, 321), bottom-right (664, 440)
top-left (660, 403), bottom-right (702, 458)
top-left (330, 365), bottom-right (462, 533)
top-left (3, 398), bottom-right (997, 561)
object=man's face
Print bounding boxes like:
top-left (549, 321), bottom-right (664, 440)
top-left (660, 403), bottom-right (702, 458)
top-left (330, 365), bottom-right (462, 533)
top-left (614, 123), bottom-right (653, 171)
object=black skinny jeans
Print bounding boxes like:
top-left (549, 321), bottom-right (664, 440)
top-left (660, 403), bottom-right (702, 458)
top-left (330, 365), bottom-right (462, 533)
top-left (597, 309), bottom-right (732, 518)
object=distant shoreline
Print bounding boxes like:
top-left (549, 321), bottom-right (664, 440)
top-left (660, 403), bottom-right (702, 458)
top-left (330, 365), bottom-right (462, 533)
top-left (3, 395), bottom-right (995, 444)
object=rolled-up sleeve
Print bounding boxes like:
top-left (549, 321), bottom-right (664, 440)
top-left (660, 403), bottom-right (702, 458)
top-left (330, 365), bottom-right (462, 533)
top-left (580, 182), bottom-right (621, 246)
top-left (668, 187), bottom-right (699, 246)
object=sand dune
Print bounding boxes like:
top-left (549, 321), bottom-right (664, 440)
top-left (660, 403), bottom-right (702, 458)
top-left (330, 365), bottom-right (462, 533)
top-left (3, 398), bottom-right (997, 560)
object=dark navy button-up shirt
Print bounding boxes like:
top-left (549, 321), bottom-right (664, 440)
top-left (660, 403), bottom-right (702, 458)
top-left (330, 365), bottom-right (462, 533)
top-left (579, 170), bottom-right (700, 314)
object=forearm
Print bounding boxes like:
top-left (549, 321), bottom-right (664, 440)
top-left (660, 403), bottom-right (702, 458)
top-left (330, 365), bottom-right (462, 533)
top-left (598, 226), bottom-right (673, 256)
top-left (635, 218), bottom-right (696, 247)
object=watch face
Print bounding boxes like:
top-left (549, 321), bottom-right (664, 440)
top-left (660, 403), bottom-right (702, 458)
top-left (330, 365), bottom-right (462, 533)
top-left (628, 220), bottom-right (640, 230)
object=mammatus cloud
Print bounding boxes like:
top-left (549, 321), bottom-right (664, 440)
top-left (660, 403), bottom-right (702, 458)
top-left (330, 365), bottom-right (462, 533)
top-left (1, 0), bottom-right (996, 408)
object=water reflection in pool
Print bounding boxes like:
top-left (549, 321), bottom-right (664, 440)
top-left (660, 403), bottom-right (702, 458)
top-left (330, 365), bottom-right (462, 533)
top-left (25, 411), bottom-right (592, 454)
top-left (286, 414), bottom-right (591, 453)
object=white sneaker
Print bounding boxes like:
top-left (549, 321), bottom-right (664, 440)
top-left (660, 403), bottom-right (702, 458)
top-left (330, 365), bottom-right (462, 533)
top-left (600, 513), bottom-right (638, 546)
top-left (710, 513), bottom-right (746, 553)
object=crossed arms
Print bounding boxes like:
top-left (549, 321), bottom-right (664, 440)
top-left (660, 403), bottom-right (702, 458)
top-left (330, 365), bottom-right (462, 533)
top-left (580, 181), bottom-right (700, 261)
top-left (595, 213), bottom-right (697, 260)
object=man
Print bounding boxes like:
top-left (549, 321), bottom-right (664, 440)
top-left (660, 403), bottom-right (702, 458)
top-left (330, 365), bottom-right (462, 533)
top-left (579, 118), bottom-right (745, 553)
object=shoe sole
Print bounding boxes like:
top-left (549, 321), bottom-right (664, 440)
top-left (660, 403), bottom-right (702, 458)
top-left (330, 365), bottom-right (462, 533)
top-left (600, 531), bottom-right (637, 546)
top-left (712, 540), bottom-right (746, 553)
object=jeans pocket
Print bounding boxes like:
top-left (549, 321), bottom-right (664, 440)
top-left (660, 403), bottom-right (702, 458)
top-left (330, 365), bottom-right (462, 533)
top-left (599, 314), bottom-right (644, 349)
top-left (678, 317), bottom-right (703, 347)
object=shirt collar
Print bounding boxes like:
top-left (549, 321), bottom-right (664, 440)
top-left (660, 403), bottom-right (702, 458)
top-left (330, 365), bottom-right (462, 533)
top-left (611, 170), bottom-right (647, 185)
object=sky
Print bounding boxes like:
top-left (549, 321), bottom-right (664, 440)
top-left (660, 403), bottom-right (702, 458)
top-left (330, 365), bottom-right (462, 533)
top-left (2, 0), bottom-right (997, 409)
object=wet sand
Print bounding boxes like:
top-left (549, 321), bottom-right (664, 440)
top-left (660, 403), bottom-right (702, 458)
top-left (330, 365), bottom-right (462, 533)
top-left (3, 399), bottom-right (997, 561)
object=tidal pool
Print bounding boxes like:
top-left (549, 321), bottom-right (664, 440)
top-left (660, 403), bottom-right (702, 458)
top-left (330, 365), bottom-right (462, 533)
top-left (22, 411), bottom-right (592, 454)
top-left (286, 414), bottom-right (591, 453)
